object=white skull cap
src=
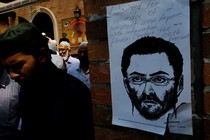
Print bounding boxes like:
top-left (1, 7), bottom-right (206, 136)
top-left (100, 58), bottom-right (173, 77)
top-left (59, 41), bottom-right (70, 50)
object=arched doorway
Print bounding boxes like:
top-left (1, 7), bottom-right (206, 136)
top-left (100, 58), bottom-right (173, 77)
top-left (32, 13), bottom-right (54, 40)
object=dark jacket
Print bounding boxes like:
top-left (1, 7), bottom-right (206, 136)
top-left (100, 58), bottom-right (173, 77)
top-left (59, 38), bottom-right (69, 44)
top-left (19, 63), bottom-right (94, 140)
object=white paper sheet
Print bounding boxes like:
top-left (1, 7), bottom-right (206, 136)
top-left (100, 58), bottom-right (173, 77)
top-left (107, 0), bottom-right (192, 135)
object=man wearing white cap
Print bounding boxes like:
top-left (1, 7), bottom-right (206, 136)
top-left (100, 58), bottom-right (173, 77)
top-left (58, 41), bottom-right (80, 72)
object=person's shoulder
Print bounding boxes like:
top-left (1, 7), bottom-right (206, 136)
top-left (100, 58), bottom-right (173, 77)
top-left (64, 38), bottom-right (69, 42)
top-left (51, 54), bottom-right (65, 69)
top-left (2, 70), bottom-right (20, 91)
top-left (60, 72), bottom-right (90, 91)
top-left (51, 54), bottom-right (62, 59)
top-left (53, 67), bottom-right (85, 87)
top-left (72, 56), bottom-right (79, 61)
top-left (66, 64), bottom-right (80, 76)
top-left (68, 56), bottom-right (80, 63)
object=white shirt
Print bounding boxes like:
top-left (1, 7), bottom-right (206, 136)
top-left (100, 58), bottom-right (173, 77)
top-left (67, 64), bottom-right (91, 89)
top-left (66, 55), bottom-right (80, 71)
top-left (51, 54), bottom-right (66, 71)
top-left (0, 70), bottom-right (20, 135)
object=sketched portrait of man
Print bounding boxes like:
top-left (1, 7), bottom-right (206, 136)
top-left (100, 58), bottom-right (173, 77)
top-left (121, 36), bottom-right (184, 120)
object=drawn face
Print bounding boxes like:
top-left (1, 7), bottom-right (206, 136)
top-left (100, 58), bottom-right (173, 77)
top-left (124, 53), bottom-right (177, 120)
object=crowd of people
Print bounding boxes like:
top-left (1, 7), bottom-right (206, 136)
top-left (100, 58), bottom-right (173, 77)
top-left (42, 31), bottom-right (91, 89)
top-left (0, 22), bottom-right (93, 140)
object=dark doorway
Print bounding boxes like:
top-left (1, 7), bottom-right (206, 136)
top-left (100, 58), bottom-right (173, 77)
top-left (32, 13), bottom-right (54, 39)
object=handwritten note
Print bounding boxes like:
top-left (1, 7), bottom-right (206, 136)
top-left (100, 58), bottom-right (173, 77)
top-left (107, 0), bottom-right (189, 48)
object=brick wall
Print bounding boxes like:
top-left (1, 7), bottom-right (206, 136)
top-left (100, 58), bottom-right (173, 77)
top-left (202, 1), bottom-right (210, 140)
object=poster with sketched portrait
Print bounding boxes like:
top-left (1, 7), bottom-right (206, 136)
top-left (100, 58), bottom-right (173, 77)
top-left (106, 0), bottom-right (192, 135)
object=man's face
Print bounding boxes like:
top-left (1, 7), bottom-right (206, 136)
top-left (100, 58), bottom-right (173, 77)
top-left (124, 53), bottom-right (176, 120)
top-left (58, 45), bottom-right (69, 61)
top-left (2, 52), bottom-right (38, 85)
top-left (62, 33), bottom-right (66, 38)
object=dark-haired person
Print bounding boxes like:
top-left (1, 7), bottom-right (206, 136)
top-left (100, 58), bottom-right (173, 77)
top-left (59, 32), bottom-right (69, 44)
top-left (0, 22), bottom-right (94, 140)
